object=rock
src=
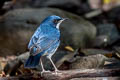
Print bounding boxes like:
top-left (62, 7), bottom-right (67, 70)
top-left (4, 59), bottom-right (22, 76)
top-left (4, 52), bottom-right (28, 75)
top-left (4, 52), bottom-right (29, 75)
top-left (0, 8), bottom-right (96, 56)
top-left (13, 0), bottom-right (91, 15)
top-left (107, 6), bottom-right (120, 22)
top-left (69, 54), bottom-right (107, 69)
top-left (80, 49), bottom-right (113, 56)
top-left (93, 35), bottom-right (109, 48)
top-left (97, 23), bottom-right (120, 45)
top-left (31, 0), bottom-right (91, 15)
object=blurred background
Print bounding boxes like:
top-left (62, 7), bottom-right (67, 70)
top-left (0, 0), bottom-right (120, 78)
top-left (0, 0), bottom-right (120, 56)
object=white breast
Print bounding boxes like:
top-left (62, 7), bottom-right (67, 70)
top-left (56, 20), bottom-right (64, 29)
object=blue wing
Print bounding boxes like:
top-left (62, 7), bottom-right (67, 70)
top-left (30, 37), bottom-right (58, 56)
top-left (28, 23), bottom-right (60, 56)
top-left (28, 26), bottom-right (41, 49)
top-left (28, 27), bottom-right (59, 55)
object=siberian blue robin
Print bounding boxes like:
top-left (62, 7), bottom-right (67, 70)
top-left (24, 15), bottom-right (67, 74)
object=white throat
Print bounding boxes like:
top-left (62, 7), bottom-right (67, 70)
top-left (56, 20), bottom-right (64, 29)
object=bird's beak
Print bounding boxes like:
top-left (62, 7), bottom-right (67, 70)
top-left (62, 18), bottom-right (69, 21)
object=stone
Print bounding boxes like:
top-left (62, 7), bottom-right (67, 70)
top-left (0, 8), bottom-right (96, 56)
top-left (97, 23), bottom-right (120, 45)
top-left (69, 54), bottom-right (107, 69)
top-left (13, 0), bottom-right (90, 15)
top-left (93, 35), bottom-right (109, 48)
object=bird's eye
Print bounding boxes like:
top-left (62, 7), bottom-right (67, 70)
top-left (53, 19), bottom-right (61, 24)
top-left (53, 19), bottom-right (58, 24)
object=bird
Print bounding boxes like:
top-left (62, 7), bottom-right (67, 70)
top-left (24, 15), bottom-right (67, 74)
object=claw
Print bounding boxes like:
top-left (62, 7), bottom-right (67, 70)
top-left (52, 70), bottom-right (62, 75)
top-left (41, 70), bottom-right (51, 76)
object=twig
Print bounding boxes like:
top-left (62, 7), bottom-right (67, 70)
top-left (42, 68), bottom-right (120, 80)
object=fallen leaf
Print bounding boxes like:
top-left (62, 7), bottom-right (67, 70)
top-left (64, 46), bottom-right (74, 52)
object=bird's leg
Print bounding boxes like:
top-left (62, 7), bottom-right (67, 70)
top-left (47, 56), bottom-right (59, 74)
top-left (40, 58), bottom-right (50, 76)
top-left (40, 58), bottom-right (45, 72)
top-left (40, 58), bottom-right (45, 76)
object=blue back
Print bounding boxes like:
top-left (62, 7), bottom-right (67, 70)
top-left (24, 15), bottom-right (63, 68)
top-left (28, 15), bottom-right (61, 56)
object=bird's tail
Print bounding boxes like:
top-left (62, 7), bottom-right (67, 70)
top-left (24, 55), bottom-right (41, 68)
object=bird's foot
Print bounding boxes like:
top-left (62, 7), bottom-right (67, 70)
top-left (41, 70), bottom-right (50, 76)
top-left (52, 70), bottom-right (62, 75)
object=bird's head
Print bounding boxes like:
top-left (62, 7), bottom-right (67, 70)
top-left (42, 15), bottom-right (68, 29)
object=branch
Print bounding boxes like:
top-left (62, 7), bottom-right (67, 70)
top-left (1, 69), bottom-right (120, 80)
top-left (42, 69), bottom-right (120, 80)
top-left (0, 77), bottom-right (120, 80)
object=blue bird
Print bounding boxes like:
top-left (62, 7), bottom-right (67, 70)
top-left (24, 15), bottom-right (67, 73)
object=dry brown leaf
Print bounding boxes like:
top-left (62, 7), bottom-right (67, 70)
top-left (64, 46), bottom-right (74, 52)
